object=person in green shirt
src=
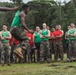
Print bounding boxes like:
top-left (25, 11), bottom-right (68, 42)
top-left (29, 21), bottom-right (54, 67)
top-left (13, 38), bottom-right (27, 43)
top-left (10, 4), bottom-right (32, 62)
top-left (0, 25), bottom-right (11, 66)
top-left (65, 26), bottom-right (71, 61)
top-left (40, 23), bottom-right (51, 63)
top-left (33, 26), bottom-right (41, 63)
top-left (11, 4), bottom-right (31, 42)
top-left (68, 23), bottom-right (76, 62)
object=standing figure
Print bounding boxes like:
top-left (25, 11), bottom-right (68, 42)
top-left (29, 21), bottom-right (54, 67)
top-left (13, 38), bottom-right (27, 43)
top-left (40, 23), bottom-right (50, 63)
top-left (0, 25), bottom-right (11, 66)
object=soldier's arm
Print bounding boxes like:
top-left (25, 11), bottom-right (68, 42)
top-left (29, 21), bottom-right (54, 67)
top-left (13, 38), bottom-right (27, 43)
top-left (50, 35), bottom-right (56, 39)
top-left (4, 32), bottom-right (12, 40)
top-left (61, 30), bottom-right (64, 36)
top-left (69, 29), bottom-right (76, 36)
top-left (44, 30), bottom-right (50, 38)
top-left (70, 31), bottom-right (76, 37)
top-left (40, 30), bottom-right (45, 38)
top-left (74, 31), bottom-right (76, 36)
top-left (67, 30), bottom-right (70, 36)
top-left (33, 33), bottom-right (36, 48)
top-left (68, 29), bottom-right (76, 36)
top-left (65, 33), bottom-right (69, 40)
top-left (19, 12), bottom-right (30, 32)
top-left (55, 34), bottom-right (62, 38)
top-left (55, 31), bottom-right (63, 38)
top-left (0, 31), bottom-right (5, 40)
top-left (65, 33), bottom-right (67, 39)
top-left (33, 33), bottom-right (35, 43)
top-left (0, 6), bottom-right (18, 11)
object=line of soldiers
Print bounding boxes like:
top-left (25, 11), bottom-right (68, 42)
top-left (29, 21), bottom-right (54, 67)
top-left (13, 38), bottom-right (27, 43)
top-left (0, 22), bottom-right (76, 66)
top-left (0, 4), bottom-right (76, 67)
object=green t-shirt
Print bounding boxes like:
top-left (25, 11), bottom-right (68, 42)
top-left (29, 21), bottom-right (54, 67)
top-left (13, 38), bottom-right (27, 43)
top-left (69, 28), bottom-right (76, 40)
top-left (65, 31), bottom-right (69, 44)
top-left (11, 11), bottom-right (22, 27)
top-left (42, 29), bottom-right (49, 41)
top-left (2, 31), bottom-right (9, 43)
top-left (34, 32), bottom-right (41, 43)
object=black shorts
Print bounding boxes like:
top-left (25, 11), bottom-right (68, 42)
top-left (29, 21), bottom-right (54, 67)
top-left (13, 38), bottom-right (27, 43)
top-left (10, 27), bottom-right (29, 42)
top-left (35, 43), bottom-right (40, 50)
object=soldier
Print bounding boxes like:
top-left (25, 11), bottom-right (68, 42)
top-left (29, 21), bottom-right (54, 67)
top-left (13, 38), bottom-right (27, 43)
top-left (21, 39), bottom-right (31, 63)
top-left (10, 4), bottom-right (31, 42)
top-left (0, 25), bottom-right (11, 66)
top-left (65, 26), bottom-right (71, 61)
top-left (49, 27), bottom-right (55, 60)
top-left (10, 4), bottom-right (32, 63)
top-left (22, 30), bottom-right (33, 63)
top-left (68, 23), bottom-right (76, 61)
top-left (53, 25), bottom-right (64, 61)
top-left (59, 25), bottom-right (64, 35)
top-left (33, 26), bottom-right (41, 63)
top-left (9, 37), bottom-right (20, 63)
top-left (40, 23), bottom-right (50, 63)
top-left (58, 25), bottom-right (64, 61)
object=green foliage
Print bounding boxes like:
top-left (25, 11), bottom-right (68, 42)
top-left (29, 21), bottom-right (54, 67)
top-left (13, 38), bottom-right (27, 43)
top-left (0, 0), bottom-right (76, 32)
top-left (27, 0), bottom-right (76, 32)
top-left (0, 2), bottom-right (15, 30)
top-left (10, 0), bottom-right (23, 3)
top-left (33, 0), bottom-right (54, 2)
top-left (10, 0), bottom-right (23, 6)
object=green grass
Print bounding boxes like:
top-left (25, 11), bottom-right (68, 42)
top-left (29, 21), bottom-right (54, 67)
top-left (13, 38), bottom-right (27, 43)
top-left (0, 54), bottom-right (76, 75)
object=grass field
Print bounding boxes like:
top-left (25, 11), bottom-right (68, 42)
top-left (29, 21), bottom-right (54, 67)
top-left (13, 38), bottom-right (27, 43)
top-left (0, 55), bottom-right (76, 75)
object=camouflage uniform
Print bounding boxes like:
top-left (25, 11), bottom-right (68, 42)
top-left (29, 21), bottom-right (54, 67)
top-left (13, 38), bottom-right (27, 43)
top-left (69, 40), bottom-right (76, 60)
top-left (40, 40), bottom-right (50, 62)
top-left (53, 40), bottom-right (63, 61)
top-left (11, 27), bottom-right (31, 63)
top-left (10, 44), bottom-right (18, 63)
top-left (49, 40), bottom-right (53, 59)
top-left (21, 40), bottom-right (31, 63)
top-left (1, 42), bottom-right (11, 64)
top-left (68, 28), bottom-right (76, 61)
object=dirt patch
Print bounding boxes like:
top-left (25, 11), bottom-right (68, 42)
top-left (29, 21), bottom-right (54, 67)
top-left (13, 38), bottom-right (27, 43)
top-left (48, 64), bottom-right (62, 67)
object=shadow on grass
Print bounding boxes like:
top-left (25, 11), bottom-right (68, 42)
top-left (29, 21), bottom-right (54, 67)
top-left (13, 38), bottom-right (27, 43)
top-left (64, 66), bottom-right (76, 69)
top-left (48, 64), bottom-right (62, 67)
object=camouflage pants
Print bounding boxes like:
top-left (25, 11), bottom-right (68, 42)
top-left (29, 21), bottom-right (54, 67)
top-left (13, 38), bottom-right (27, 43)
top-left (69, 40), bottom-right (76, 60)
top-left (10, 26), bottom-right (29, 42)
top-left (53, 40), bottom-right (63, 61)
top-left (21, 40), bottom-right (31, 63)
top-left (1, 42), bottom-right (11, 64)
top-left (49, 41), bottom-right (53, 59)
top-left (10, 44), bottom-right (18, 63)
top-left (66, 43), bottom-right (69, 59)
top-left (40, 41), bottom-right (50, 62)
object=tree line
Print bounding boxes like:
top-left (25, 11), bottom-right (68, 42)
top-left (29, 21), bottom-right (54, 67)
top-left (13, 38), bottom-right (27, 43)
top-left (0, 0), bottom-right (76, 32)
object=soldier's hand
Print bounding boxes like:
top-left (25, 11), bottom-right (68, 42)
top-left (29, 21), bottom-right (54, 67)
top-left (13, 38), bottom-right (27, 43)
top-left (29, 30), bottom-right (34, 34)
top-left (13, 6), bottom-right (18, 10)
top-left (1, 37), bottom-right (5, 40)
top-left (33, 45), bottom-right (36, 48)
